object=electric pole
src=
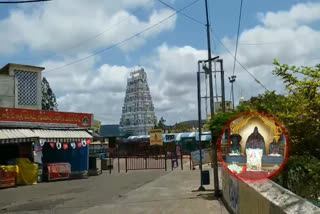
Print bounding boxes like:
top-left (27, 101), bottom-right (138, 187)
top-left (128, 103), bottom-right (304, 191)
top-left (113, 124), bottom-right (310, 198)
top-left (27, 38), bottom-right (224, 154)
top-left (204, 0), bottom-right (220, 197)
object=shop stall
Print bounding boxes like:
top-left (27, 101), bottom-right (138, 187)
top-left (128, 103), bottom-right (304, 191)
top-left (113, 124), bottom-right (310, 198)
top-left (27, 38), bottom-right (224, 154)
top-left (88, 132), bottom-right (108, 175)
top-left (38, 129), bottom-right (92, 180)
top-left (0, 107), bottom-right (94, 186)
top-left (0, 129), bottom-right (38, 188)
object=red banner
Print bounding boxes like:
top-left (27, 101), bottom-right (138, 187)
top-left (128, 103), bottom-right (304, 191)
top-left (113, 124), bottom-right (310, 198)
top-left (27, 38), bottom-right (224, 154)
top-left (0, 166), bottom-right (18, 188)
top-left (0, 107), bottom-right (92, 128)
top-left (46, 163), bottom-right (71, 181)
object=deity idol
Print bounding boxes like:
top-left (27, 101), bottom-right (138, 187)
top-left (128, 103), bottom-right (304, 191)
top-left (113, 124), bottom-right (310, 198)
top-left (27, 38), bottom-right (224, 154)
top-left (229, 134), bottom-right (242, 154)
top-left (244, 126), bottom-right (266, 155)
top-left (269, 138), bottom-right (280, 154)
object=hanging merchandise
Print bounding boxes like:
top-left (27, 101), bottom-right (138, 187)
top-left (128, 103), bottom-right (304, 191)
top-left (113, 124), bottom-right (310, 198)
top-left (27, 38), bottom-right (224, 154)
top-left (50, 142), bottom-right (55, 149)
top-left (39, 139), bottom-right (45, 146)
top-left (86, 139), bottom-right (92, 145)
top-left (71, 142), bottom-right (76, 149)
top-left (82, 140), bottom-right (87, 147)
top-left (34, 143), bottom-right (43, 164)
top-left (77, 141), bottom-right (82, 148)
top-left (63, 143), bottom-right (68, 150)
top-left (56, 142), bottom-right (62, 150)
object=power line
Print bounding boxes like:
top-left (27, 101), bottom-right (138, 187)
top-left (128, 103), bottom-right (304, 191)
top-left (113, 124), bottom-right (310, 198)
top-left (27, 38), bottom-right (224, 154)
top-left (156, 0), bottom-right (205, 26)
top-left (157, 0), bottom-right (268, 93)
top-left (3, 9), bottom-right (142, 63)
top-left (232, 0), bottom-right (243, 76)
top-left (152, 0), bottom-right (268, 92)
top-left (239, 42), bottom-right (283, 46)
top-left (210, 28), bottom-right (269, 92)
top-left (0, 0), bottom-right (50, 3)
top-left (44, 0), bottom-right (201, 73)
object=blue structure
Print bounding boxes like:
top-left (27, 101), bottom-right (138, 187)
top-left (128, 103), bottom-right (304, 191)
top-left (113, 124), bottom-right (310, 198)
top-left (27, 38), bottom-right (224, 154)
top-left (126, 132), bottom-right (212, 144)
top-left (42, 143), bottom-right (88, 173)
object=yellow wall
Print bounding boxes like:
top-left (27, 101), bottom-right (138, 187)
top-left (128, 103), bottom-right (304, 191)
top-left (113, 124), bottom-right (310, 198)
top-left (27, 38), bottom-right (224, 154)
top-left (238, 117), bottom-right (274, 154)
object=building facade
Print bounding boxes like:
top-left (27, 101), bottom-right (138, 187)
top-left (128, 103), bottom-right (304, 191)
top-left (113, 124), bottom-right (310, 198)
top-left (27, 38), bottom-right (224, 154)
top-left (214, 101), bottom-right (233, 112)
top-left (0, 63), bottom-right (44, 110)
top-left (119, 68), bottom-right (157, 136)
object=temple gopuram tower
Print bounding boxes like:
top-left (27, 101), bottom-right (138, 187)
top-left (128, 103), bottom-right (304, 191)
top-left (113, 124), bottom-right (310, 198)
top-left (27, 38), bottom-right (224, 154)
top-left (119, 68), bottom-right (157, 136)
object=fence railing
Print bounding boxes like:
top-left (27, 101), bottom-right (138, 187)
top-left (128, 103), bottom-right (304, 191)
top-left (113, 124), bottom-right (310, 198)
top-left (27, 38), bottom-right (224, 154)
top-left (124, 156), bottom-right (167, 172)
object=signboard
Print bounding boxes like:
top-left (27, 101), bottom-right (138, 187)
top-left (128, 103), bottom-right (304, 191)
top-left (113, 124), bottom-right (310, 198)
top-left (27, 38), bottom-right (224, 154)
top-left (93, 120), bottom-right (101, 133)
top-left (165, 134), bottom-right (175, 142)
top-left (149, 129), bottom-right (163, 146)
top-left (0, 107), bottom-right (93, 128)
top-left (191, 148), bottom-right (213, 166)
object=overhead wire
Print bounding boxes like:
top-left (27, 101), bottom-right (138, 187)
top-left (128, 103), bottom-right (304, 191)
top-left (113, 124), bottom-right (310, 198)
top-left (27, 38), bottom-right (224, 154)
top-left (156, 0), bottom-right (205, 25)
top-left (44, 0), bottom-right (201, 73)
top-left (239, 42), bottom-right (284, 46)
top-left (157, 0), bottom-right (268, 93)
top-left (0, 0), bottom-right (50, 3)
top-left (210, 28), bottom-right (269, 91)
top-left (7, 0), bottom-right (268, 94)
top-left (3, 9), bottom-right (142, 63)
top-left (232, 0), bottom-right (243, 76)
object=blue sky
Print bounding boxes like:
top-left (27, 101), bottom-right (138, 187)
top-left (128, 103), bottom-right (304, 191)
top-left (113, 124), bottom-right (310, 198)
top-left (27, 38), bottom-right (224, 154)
top-left (0, 0), bottom-right (319, 124)
top-left (1, 0), bottom-right (317, 67)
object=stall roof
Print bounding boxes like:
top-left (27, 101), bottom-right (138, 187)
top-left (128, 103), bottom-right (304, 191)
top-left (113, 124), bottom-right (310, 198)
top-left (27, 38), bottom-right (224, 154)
top-left (32, 129), bottom-right (92, 139)
top-left (0, 128), bottom-right (92, 144)
top-left (0, 129), bottom-right (37, 140)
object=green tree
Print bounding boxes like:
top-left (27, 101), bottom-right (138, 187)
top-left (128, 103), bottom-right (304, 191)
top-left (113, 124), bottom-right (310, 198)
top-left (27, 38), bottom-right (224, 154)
top-left (41, 77), bottom-right (58, 111)
top-left (172, 123), bottom-right (191, 132)
top-left (207, 61), bottom-right (320, 202)
top-left (154, 117), bottom-right (166, 129)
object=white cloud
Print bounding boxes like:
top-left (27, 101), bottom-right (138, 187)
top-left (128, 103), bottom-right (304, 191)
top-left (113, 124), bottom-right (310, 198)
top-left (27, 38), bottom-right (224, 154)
top-left (0, 0), bottom-right (176, 55)
top-left (259, 2), bottom-right (320, 29)
top-left (29, 2), bottom-right (320, 126)
top-left (42, 44), bottom-right (209, 125)
top-left (220, 2), bottom-right (320, 103)
top-left (42, 57), bottom-right (132, 124)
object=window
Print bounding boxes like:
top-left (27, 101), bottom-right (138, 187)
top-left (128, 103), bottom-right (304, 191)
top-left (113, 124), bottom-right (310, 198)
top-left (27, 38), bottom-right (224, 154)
top-left (15, 70), bottom-right (38, 106)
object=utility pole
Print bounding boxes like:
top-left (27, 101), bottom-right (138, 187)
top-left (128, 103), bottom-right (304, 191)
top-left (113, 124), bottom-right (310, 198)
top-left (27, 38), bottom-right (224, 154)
top-left (218, 59), bottom-right (226, 112)
top-left (204, 0), bottom-right (220, 197)
top-left (229, 75), bottom-right (236, 110)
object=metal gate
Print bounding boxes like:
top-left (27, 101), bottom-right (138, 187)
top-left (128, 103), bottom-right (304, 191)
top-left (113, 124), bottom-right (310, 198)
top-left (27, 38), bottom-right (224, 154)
top-left (125, 156), bottom-right (167, 172)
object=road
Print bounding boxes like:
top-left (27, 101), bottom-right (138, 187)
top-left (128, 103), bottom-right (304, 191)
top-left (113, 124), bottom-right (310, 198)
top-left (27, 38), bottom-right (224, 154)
top-left (0, 170), bottom-right (167, 214)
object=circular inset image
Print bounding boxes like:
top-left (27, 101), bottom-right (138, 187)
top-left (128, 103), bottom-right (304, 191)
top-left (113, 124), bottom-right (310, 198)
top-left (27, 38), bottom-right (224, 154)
top-left (219, 112), bottom-right (289, 182)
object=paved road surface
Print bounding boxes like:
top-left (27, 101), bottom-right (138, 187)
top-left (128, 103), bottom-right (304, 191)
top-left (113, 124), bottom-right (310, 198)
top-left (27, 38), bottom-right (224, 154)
top-left (80, 165), bottom-right (228, 214)
top-left (0, 170), bottom-right (167, 214)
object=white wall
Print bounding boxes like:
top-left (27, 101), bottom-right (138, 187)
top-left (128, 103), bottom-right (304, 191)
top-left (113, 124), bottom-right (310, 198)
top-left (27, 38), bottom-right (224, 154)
top-left (0, 75), bottom-right (15, 107)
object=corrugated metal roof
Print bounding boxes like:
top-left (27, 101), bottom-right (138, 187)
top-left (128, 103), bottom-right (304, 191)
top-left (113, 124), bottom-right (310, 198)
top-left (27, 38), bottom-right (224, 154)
top-left (100, 125), bottom-right (121, 137)
top-left (32, 129), bottom-right (92, 139)
top-left (0, 129), bottom-right (92, 144)
top-left (0, 129), bottom-right (37, 140)
top-left (175, 132), bottom-right (211, 142)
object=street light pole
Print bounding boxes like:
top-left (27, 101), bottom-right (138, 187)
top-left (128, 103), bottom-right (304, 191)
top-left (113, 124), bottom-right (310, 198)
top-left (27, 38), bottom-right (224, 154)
top-left (204, 0), bottom-right (220, 198)
top-left (228, 75), bottom-right (236, 110)
top-left (197, 62), bottom-right (205, 191)
top-left (218, 59), bottom-right (226, 112)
